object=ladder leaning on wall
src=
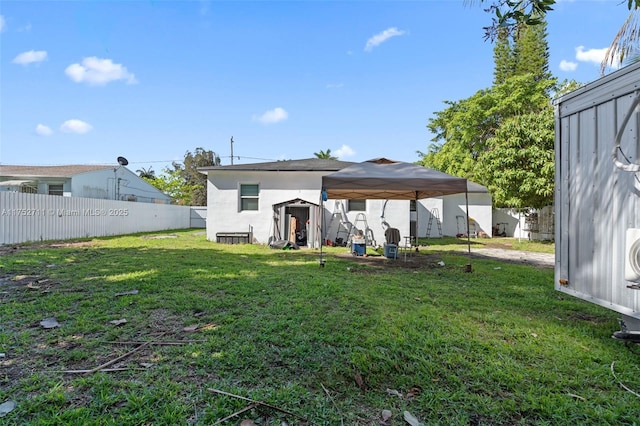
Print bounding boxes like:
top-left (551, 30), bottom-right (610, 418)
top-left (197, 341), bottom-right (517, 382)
top-left (328, 201), bottom-right (353, 245)
top-left (426, 208), bottom-right (443, 238)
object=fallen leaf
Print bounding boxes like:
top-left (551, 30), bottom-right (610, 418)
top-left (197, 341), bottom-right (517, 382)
top-left (140, 362), bottom-right (155, 368)
top-left (406, 386), bottom-right (422, 398)
top-left (27, 282), bottom-right (41, 290)
top-left (114, 290), bottom-right (139, 297)
top-left (40, 317), bottom-right (60, 329)
top-left (404, 410), bottom-right (424, 426)
top-left (531, 333), bottom-right (538, 338)
top-left (109, 319), bottom-right (127, 326)
top-left (0, 400), bottom-right (16, 417)
top-left (183, 325), bottom-right (199, 332)
top-left (240, 420), bottom-right (257, 426)
top-left (386, 388), bottom-right (403, 398)
top-left (382, 409), bottom-right (392, 421)
top-left (354, 372), bottom-right (366, 390)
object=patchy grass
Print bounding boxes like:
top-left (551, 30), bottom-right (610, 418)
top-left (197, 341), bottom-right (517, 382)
top-left (418, 236), bottom-right (555, 254)
top-left (0, 230), bottom-right (637, 425)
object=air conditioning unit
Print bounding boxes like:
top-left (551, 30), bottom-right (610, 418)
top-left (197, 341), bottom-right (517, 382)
top-left (625, 228), bottom-right (640, 282)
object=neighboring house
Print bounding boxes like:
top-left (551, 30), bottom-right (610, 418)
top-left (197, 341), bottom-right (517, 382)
top-left (0, 164), bottom-right (171, 204)
top-left (200, 158), bottom-right (492, 246)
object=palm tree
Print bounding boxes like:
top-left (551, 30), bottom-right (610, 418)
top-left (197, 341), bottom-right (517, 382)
top-left (314, 149), bottom-right (338, 160)
top-left (602, 9), bottom-right (640, 74)
top-left (136, 166), bottom-right (155, 179)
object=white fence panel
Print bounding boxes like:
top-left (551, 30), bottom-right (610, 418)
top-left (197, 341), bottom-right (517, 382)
top-left (1, 192), bottom-right (192, 245)
top-left (190, 207), bottom-right (207, 228)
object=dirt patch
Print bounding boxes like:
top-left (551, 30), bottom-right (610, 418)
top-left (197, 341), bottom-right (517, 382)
top-left (329, 247), bottom-right (554, 270)
top-left (0, 240), bottom-right (95, 256)
top-left (333, 252), bottom-right (445, 270)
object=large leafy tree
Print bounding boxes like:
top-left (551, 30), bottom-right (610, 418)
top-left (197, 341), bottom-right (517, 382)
top-left (143, 168), bottom-right (198, 205)
top-left (420, 15), bottom-right (556, 207)
top-left (145, 148), bottom-right (220, 205)
top-left (172, 148), bottom-right (220, 206)
top-left (477, 107), bottom-right (555, 209)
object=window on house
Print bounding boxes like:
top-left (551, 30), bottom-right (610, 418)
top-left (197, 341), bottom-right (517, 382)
top-left (240, 184), bottom-right (259, 211)
top-left (48, 184), bottom-right (64, 196)
top-left (20, 184), bottom-right (37, 194)
top-left (348, 199), bottom-right (366, 212)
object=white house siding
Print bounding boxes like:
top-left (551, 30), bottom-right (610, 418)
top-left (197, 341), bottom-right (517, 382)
top-left (554, 61), bottom-right (640, 321)
top-left (440, 193), bottom-right (493, 237)
top-left (1, 192), bottom-right (191, 245)
top-left (416, 198), bottom-right (444, 238)
top-left (493, 207), bottom-right (554, 240)
top-left (206, 170), bottom-right (326, 245)
top-left (330, 199), bottom-right (411, 247)
top-left (72, 168), bottom-right (170, 204)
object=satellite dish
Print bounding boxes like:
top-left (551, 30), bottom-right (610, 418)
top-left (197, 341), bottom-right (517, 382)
top-left (117, 156), bottom-right (129, 166)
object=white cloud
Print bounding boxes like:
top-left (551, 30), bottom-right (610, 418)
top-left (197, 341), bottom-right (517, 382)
top-left (65, 57), bottom-right (137, 86)
top-left (12, 50), bottom-right (47, 65)
top-left (335, 144), bottom-right (355, 159)
top-left (60, 119), bottom-right (93, 134)
top-left (575, 46), bottom-right (608, 64)
top-left (364, 27), bottom-right (406, 52)
top-left (0, 15), bottom-right (5, 32)
top-left (254, 107), bottom-right (288, 124)
top-left (559, 60), bottom-right (578, 72)
top-left (35, 124), bottom-right (53, 136)
top-left (326, 83), bottom-right (344, 89)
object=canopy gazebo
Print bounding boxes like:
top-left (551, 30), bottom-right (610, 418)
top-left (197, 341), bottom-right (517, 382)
top-left (320, 158), bottom-right (473, 269)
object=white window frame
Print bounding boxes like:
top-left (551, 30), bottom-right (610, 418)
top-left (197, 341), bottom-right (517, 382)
top-left (239, 183), bottom-right (259, 211)
top-left (48, 183), bottom-right (64, 196)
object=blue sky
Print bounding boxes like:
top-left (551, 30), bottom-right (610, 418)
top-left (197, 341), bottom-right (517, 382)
top-left (0, 0), bottom-right (632, 173)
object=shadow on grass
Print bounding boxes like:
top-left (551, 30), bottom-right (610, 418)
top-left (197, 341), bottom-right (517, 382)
top-left (0, 232), bottom-right (633, 425)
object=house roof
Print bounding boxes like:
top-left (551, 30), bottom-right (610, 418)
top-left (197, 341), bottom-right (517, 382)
top-left (0, 164), bottom-right (114, 178)
top-left (199, 158), bottom-right (355, 172)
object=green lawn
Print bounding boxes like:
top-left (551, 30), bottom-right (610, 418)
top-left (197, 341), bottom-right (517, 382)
top-left (0, 230), bottom-right (637, 425)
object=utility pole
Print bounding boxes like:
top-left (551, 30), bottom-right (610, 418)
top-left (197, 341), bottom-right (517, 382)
top-left (230, 136), bottom-right (234, 165)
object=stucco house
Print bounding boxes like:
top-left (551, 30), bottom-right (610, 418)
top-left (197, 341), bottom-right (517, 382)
top-left (0, 164), bottom-right (171, 204)
top-left (200, 158), bottom-right (492, 247)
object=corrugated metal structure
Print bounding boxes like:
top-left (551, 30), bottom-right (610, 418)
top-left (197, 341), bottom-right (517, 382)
top-left (1, 192), bottom-right (192, 245)
top-left (554, 62), bottom-right (640, 330)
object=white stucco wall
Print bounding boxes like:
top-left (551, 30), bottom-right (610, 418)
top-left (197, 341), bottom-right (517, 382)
top-left (206, 170), bottom-right (326, 244)
top-left (325, 199), bottom-right (411, 247)
top-left (441, 193), bottom-right (493, 237)
top-left (206, 169), bottom-right (492, 245)
top-left (71, 167), bottom-right (171, 204)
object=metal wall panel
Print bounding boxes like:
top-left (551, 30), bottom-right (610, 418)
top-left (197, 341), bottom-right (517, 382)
top-left (555, 62), bottom-right (640, 318)
top-left (0, 193), bottom-right (191, 245)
